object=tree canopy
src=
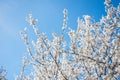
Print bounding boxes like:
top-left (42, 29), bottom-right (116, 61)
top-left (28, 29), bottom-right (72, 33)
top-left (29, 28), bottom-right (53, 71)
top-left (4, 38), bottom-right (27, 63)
top-left (16, 0), bottom-right (120, 80)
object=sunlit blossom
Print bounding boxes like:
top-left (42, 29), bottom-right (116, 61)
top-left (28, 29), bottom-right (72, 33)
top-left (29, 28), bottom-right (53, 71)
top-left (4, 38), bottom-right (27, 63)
top-left (17, 0), bottom-right (120, 80)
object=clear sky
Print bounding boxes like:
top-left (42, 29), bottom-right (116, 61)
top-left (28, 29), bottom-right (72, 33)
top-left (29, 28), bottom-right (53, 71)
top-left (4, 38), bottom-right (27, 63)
top-left (0, 0), bottom-right (120, 79)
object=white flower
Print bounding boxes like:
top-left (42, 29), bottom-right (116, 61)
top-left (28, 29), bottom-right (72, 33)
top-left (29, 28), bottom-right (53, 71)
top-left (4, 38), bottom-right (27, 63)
top-left (83, 15), bottom-right (91, 25)
top-left (62, 9), bottom-right (68, 30)
top-left (28, 13), bottom-right (37, 26)
top-left (63, 9), bottom-right (67, 16)
top-left (104, 0), bottom-right (111, 6)
top-left (30, 18), bottom-right (36, 26)
top-left (117, 4), bottom-right (120, 12)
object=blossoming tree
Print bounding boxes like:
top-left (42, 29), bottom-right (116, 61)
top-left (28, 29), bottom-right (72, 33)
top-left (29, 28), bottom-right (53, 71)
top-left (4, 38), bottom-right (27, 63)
top-left (16, 0), bottom-right (120, 80)
top-left (0, 67), bottom-right (7, 80)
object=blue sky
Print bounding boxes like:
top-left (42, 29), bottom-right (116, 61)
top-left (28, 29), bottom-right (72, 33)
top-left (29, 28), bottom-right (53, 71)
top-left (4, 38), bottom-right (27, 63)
top-left (0, 0), bottom-right (120, 79)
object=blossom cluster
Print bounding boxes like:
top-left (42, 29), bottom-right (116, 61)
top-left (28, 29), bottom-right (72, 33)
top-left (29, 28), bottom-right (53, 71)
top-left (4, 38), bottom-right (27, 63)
top-left (16, 0), bottom-right (120, 80)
